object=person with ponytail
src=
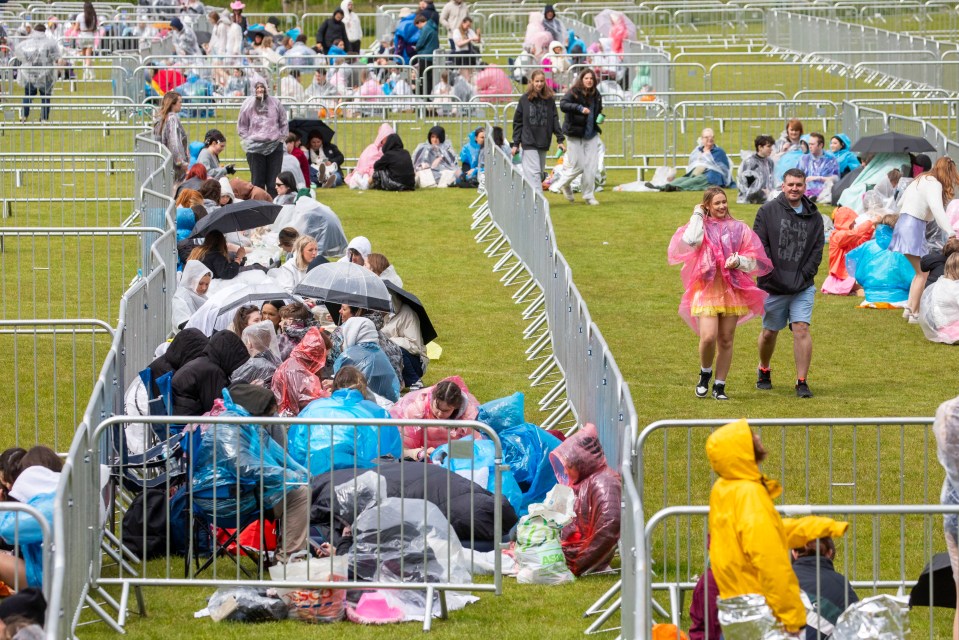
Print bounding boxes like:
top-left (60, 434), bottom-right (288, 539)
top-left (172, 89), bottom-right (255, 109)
top-left (153, 91), bottom-right (189, 181)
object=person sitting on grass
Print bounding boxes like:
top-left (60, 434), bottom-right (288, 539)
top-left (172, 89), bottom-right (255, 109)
top-left (187, 230), bottom-right (246, 280)
top-left (922, 235), bottom-right (959, 289)
top-left (273, 171), bottom-right (299, 205)
top-left (457, 127), bottom-right (485, 188)
top-left (791, 537), bottom-right (859, 640)
top-left (797, 133), bottom-right (839, 202)
top-left (919, 253), bottom-right (959, 344)
top-left (654, 128), bottom-right (732, 192)
top-left (821, 207), bottom-right (876, 296)
top-left (0, 446), bottom-right (63, 591)
top-left (736, 134), bottom-right (775, 204)
top-left (412, 125), bottom-right (459, 188)
top-left (846, 213), bottom-right (916, 308)
top-left (372, 133), bottom-right (416, 192)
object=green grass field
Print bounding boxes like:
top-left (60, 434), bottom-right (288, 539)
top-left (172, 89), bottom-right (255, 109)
top-left (3, 11), bottom-right (957, 637)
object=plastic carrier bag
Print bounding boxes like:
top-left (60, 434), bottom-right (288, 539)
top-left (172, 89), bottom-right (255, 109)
top-left (268, 553), bottom-right (349, 623)
top-left (514, 485), bottom-right (575, 585)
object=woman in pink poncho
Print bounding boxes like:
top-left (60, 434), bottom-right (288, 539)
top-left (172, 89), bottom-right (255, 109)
top-left (390, 376), bottom-right (480, 458)
top-left (667, 187), bottom-right (772, 401)
top-left (476, 66), bottom-right (513, 104)
top-left (346, 123), bottom-right (393, 189)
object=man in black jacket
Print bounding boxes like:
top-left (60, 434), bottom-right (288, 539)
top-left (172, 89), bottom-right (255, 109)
top-left (754, 168), bottom-right (824, 398)
top-left (791, 538), bottom-right (858, 640)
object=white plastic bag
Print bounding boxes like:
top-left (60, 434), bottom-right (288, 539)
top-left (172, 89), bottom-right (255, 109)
top-left (514, 485), bottom-right (575, 585)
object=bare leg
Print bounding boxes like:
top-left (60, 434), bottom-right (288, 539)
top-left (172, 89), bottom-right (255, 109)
top-left (714, 315), bottom-right (739, 381)
top-left (904, 254), bottom-right (927, 314)
top-left (758, 328), bottom-right (779, 369)
top-left (792, 321), bottom-right (812, 380)
top-left (0, 554), bottom-right (28, 591)
top-left (698, 316), bottom-right (718, 370)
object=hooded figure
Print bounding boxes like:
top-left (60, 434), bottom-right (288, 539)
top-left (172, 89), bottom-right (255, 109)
top-left (392, 375), bottom-right (479, 450)
top-left (170, 17), bottom-right (201, 57)
top-left (524, 11), bottom-right (552, 57)
top-left (846, 222), bottom-right (915, 306)
top-left (821, 207), bottom-right (874, 295)
top-left (705, 420), bottom-right (849, 637)
top-left (0, 465), bottom-right (58, 588)
top-left (272, 326), bottom-right (330, 416)
top-left (548, 423), bottom-right (621, 576)
top-left (542, 39), bottom-right (570, 83)
top-left (372, 133), bottom-right (416, 191)
top-left (15, 29), bottom-right (62, 95)
top-left (315, 9), bottom-right (348, 53)
top-left (542, 5), bottom-right (567, 46)
top-left (288, 388), bottom-right (401, 475)
top-left (338, 235), bottom-right (372, 263)
top-left (333, 317), bottom-right (400, 402)
top-left (171, 330), bottom-right (250, 416)
top-left (230, 320), bottom-right (282, 386)
top-left (340, 0), bottom-right (363, 52)
top-left (172, 260), bottom-right (213, 330)
top-left (934, 395), bottom-right (959, 585)
top-left (346, 123), bottom-right (394, 190)
top-left (830, 134), bottom-right (860, 177)
top-left (412, 125), bottom-right (458, 185)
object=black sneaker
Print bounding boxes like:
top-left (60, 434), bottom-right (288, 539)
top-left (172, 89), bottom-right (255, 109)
top-left (756, 367), bottom-right (772, 390)
top-left (696, 370), bottom-right (711, 398)
top-left (712, 383), bottom-right (728, 400)
top-left (795, 380), bottom-right (814, 398)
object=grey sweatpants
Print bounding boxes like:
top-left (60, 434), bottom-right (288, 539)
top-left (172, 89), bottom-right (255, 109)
top-left (520, 148), bottom-right (547, 193)
top-left (559, 136), bottom-right (601, 200)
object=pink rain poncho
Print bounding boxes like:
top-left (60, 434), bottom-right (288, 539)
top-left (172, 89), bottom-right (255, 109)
top-left (549, 423), bottom-right (621, 576)
top-left (524, 12), bottom-right (552, 57)
top-left (346, 123), bottom-right (393, 188)
top-left (667, 214), bottom-right (772, 334)
top-left (271, 327), bottom-right (330, 416)
top-left (476, 66), bottom-right (514, 104)
top-left (391, 375), bottom-right (480, 450)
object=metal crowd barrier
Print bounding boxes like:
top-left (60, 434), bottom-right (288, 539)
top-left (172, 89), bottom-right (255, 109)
top-left (91, 415), bottom-right (507, 633)
top-left (643, 504), bottom-right (959, 636)
top-left (765, 9), bottom-right (959, 92)
top-left (0, 502), bottom-right (54, 597)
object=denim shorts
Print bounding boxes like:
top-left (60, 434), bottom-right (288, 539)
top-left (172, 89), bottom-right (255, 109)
top-left (762, 284), bottom-right (816, 331)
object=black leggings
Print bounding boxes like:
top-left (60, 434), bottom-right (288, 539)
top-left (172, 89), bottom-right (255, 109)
top-left (246, 146), bottom-right (284, 197)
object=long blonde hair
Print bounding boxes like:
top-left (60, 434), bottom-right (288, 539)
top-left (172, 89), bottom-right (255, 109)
top-left (293, 235), bottom-right (317, 270)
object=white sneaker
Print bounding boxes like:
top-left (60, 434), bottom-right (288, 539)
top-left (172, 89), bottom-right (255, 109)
top-left (562, 184), bottom-right (574, 203)
top-left (584, 197), bottom-right (600, 206)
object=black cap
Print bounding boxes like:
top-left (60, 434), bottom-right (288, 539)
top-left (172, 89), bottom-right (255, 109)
top-left (0, 588), bottom-right (46, 625)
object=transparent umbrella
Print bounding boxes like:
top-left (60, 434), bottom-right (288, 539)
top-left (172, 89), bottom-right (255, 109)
top-left (294, 262), bottom-right (392, 312)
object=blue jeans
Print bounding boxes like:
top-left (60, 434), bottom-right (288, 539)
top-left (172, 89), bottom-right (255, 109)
top-left (400, 348), bottom-right (424, 387)
top-left (23, 83), bottom-right (51, 120)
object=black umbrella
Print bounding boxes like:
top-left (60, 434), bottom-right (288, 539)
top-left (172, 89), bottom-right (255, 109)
top-left (908, 552), bottom-right (956, 608)
top-left (293, 262), bottom-right (392, 312)
top-left (190, 200), bottom-right (282, 237)
top-left (850, 132), bottom-right (936, 155)
top-left (385, 280), bottom-right (437, 344)
top-left (195, 30), bottom-right (211, 47)
top-left (289, 118), bottom-right (336, 144)
top-left (830, 165), bottom-right (864, 206)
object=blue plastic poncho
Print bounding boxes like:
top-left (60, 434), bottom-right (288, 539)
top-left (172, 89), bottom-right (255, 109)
top-left (846, 224), bottom-right (915, 304)
top-left (189, 392), bottom-right (309, 520)
top-left (0, 489), bottom-right (55, 588)
top-left (431, 437), bottom-right (524, 513)
top-left (838, 153), bottom-right (910, 212)
top-left (476, 394), bottom-right (562, 515)
top-left (176, 206), bottom-right (196, 242)
top-left (287, 388), bottom-right (402, 475)
top-left (459, 131), bottom-right (484, 177)
top-left (831, 133), bottom-right (861, 176)
top-left (774, 148), bottom-right (804, 185)
top-left (334, 344), bottom-right (400, 403)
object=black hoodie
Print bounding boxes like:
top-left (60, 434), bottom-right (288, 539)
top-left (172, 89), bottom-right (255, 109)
top-left (753, 193), bottom-right (825, 295)
top-left (147, 329), bottom-right (208, 396)
top-left (373, 133), bottom-right (416, 189)
top-left (512, 93), bottom-right (564, 151)
top-left (171, 330), bottom-right (250, 416)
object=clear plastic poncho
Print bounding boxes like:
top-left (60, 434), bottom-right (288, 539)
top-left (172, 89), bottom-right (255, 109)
top-left (919, 278), bottom-right (959, 344)
top-left (270, 197), bottom-right (348, 257)
top-left (430, 437), bottom-right (524, 513)
top-left (287, 388), bottom-right (402, 475)
top-left (230, 320), bottom-right (282, 385)
top-left (189, 392), bottom-right (309, 520)
top-left (15, 33), bottom-right (61, 90)
top-left (549, 423), bottom-right (621, 576)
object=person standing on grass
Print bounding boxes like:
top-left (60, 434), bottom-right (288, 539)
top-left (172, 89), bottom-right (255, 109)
top-left (15, 24), bottom-right (61, 123)
top-left (668, 187), bottom-right (772, 400)
top-left (889, 156), bottom-right (959, 321)
top-left (153, 91), bottom-right (189, 182)
top-left (753, 168), bottom-right (823, 398)
top-left (511, 70), bottom-right (565, 194)
top-left (237, 81), bottom-right (288, 198)
top-left (553, 68), bottom-right (603, 205)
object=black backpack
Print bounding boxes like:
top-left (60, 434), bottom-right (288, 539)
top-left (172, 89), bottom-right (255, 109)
top-left (121, 487), bottom-right (188, 560)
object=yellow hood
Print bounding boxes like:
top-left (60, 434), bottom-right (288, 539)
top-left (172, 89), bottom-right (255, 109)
top-left (706, 419), bottom-right (782, 499)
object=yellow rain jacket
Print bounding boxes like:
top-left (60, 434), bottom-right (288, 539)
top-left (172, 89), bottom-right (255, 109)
top-left (705, 420), bottom-right (849, 633)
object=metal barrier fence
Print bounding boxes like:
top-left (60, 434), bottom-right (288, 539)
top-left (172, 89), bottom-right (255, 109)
top-left (0, 501), bottom-right (54, 597)
top-left (644, 504), bottom-right (959, 636)
top-left (765, 10), bottom-right (959, 92)
top-left (480, 137), bottom-right (637, 472)
top-left (89, 415), bottom-right (507, 633)
top-left (842, 100), bottom-right (959, 163)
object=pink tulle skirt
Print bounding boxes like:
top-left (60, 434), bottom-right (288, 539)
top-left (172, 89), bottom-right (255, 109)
top-left (680, 276), bottom-right (768, 334)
